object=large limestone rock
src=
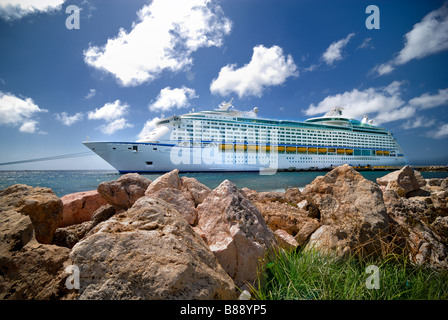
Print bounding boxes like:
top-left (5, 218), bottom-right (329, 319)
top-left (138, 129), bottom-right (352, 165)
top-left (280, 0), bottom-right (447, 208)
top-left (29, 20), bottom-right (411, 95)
top-left (52, 204), bottom-right (116, 248)
top-left (70, 196), bottom-right (236, 300)
top-left (0, 184), bottom-right (63, 244)
top-left (97, 173), bottom-right (151, 210)
top-left (0, 207), bottom-right (71, 300)
top-left (59, 190), bottom-right (108, 227)
top-left (181, 176), bottom-right (211, 207)
top-left (145, 169), bottom-right (182, 195)
top-left (377, 165), bottom-right (426, 197)
top-left (196, 180), bottom-right (277, 288)
top-left (146, 188), bottom-right (197, 225)
top-left (302, 164), bottom-right (390, 257)
top-left (383, 189), bottom-right (448, 269)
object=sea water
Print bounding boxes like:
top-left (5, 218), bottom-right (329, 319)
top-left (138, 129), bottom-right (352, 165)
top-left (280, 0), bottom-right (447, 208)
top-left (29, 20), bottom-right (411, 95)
top-left (0, 170), bottom-right (447, 198)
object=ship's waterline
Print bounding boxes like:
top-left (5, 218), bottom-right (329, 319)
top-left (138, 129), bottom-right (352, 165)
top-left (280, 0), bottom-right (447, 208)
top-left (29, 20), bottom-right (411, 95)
top-left (83, 103), bottom-right (406, 173)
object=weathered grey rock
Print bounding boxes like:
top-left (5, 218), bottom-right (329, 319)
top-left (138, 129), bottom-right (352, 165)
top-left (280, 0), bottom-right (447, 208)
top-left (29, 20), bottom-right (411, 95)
top-left (303, 164), bottom-right (389, 257)
top-left (98, 173), bottom-right (151, 210)
top-left (70, 196), bottom-right (236, 300)
top-left (196, 180), bottom-right (277, 288)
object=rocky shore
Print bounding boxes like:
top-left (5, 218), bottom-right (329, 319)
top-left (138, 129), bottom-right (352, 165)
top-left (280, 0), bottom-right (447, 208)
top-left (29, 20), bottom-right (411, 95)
top-left (1, 164), bottom-right (447, 300)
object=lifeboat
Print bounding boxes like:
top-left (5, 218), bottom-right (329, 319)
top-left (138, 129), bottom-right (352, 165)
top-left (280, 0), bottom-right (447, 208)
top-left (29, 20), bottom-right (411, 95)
top-left (328, 148), bottom-right (336, 153)
top-left (220, 144), bottom-right (233, 150)
top-left (376, 150), bottom-right (383, 156)
top-left (234, 144), bottom-right (247, 151)
top-left (247, 145), bottom-right (258, 152)
top-left (297, 147), bottom-right (307, 153)
top-left (286, 146), bottom-right (296, 153)
top-left (383, 150), bottom-right (390, 156)
top-left (260, 145), bottom-right (271, 152)
top-left (277, 146), bottom-right (285, 152)
top-left (345, 149), bottom-right (353, 155)
top-left (308, 147), bottom-right (317, 153)
top-left (318, 148), bottom-right (327, 154)
top-left (337, 148), bottom-right (345, 154)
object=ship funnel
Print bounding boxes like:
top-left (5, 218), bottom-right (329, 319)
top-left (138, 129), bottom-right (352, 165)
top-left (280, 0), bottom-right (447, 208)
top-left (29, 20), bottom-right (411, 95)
top-left (361, 115), bottom-right (369, 124)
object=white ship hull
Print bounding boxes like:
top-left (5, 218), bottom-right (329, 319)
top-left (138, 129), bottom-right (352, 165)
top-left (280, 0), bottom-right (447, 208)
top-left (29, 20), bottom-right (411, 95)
top-left (83, 141), bottom-right (406, 173)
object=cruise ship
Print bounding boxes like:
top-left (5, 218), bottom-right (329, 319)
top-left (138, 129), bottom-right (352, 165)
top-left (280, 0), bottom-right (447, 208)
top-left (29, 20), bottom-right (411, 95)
top-left (83, 100), bottom-right (406, 173)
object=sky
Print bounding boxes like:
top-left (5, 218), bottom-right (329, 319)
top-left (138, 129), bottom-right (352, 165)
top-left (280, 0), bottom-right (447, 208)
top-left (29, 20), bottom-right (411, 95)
top-left (0, 0), bottom-right (447, 170)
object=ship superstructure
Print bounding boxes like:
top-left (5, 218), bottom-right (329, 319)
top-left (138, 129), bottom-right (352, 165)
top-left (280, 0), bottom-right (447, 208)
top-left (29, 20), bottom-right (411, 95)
top-left (83, 101), bottom-right (406, 173)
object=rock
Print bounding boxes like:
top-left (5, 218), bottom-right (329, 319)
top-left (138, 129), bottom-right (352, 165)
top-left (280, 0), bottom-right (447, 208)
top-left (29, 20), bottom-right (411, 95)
top-left (285, 187), bottom-right (304, 204)
top-left (274, 229), bottom-right (299, 251)
top-left (250, 199), bottom-right (319, 238)
top-left (52, 204), bottom-right (116, 248)
top-left (0, 184), bottom-right (63, 244)
top-left (302, 164), bottom-right (389, 257)
top-left (97, 173), bottom-right (151, 210)
top-left (70, 196), bottom-right (236, 300)
top-left (432, 216), bottom-right (448, 246)
top-left (383, 189), bottom-right (448, 269)
top-left (295, 220), bottom-right (320, 246)
top-left (0, 240), bottom-right (71, 300)
top-left (0, 201), bottom-right (71, 300)
top-left (196, 180), bottom-right (277, 288)
top-left (377, 165), bottom-right (426, 197)
top-left (59, 190), bottom-right (108, 228)
top-left (146, 188), bottom-right (197, 225)
top-left (306, 225), bottom-right (352, 257)
top-left (245, 190), bottom-right (288, 204)
top-left (145, 169), bottom-right (182, 195)
top-left (181, 177), bottom-right (211, 207)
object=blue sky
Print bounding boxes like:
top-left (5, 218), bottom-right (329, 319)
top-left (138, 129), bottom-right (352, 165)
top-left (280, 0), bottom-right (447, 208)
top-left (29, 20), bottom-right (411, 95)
top-left (0, 0), bottom-right (447, 170)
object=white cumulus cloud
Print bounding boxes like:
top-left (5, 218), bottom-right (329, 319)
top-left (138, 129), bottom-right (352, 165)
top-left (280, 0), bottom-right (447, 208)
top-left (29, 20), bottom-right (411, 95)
top-left (83, 0), bottom-right (231, 87)
top-left (0, 0), bottom-right (65, 21)
top-left (87, 100), bottom-right (133, 135)
top-left (149, 87), bottom-right (198, 112)
top-left (322, 33), bottom-right (355, 66)
top-left (408, 88), bottom-right (448, 110)
top-left (0, 91), bottom-right (47, 133)
top-left (55, 112), bottom-right (84, 126)
top-left (210, 45), bottom-right (298, 98)
top-left (87, 100), bottom-right (129, 122)
top-left (304, 81), bottom-right (414, 125)
top-left (431, 123), bottom-right (448, 139)
top-left (99, 118), bottom-right (133, 135)
top-left (372, 3), bottom-right (448, 76)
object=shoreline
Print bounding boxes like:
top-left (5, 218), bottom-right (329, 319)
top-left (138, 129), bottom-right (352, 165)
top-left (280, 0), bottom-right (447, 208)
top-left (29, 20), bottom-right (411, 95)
top-left (1, 164), bottom-right (447, 300)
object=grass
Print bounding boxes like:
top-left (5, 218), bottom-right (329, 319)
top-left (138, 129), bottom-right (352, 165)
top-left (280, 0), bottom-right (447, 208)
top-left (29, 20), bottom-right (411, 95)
top-left (251, 248), bottom-right (448, 300)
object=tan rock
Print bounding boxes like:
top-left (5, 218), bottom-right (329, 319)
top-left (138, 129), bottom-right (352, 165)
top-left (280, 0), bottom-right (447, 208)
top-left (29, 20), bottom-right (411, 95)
top-left (0, 184), bottom-right (63, 244)
top-left (181, 177), bottom-right (211, 206)
top-left (97, 173), bottom-right (151, 210)
top-left (70, 196), bottom-right (236, 300)
top-left (146, 187), bottom-right (197, 225)
top-left (377, 165), bottom-right (426, 196)
top-left (197, 180), bottom-right (277, 288)
top-left (302, 164), bottom-right (389, 257)
top-left (274, 229), bottom-right (299, 251)
top-left (145, 169), bottom-right (182, 195)
top-left (59, 190), bottom-right (108, 227)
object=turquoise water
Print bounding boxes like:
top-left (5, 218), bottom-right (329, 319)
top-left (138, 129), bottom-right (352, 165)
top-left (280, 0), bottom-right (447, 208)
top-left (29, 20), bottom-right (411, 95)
top-left (0, 170), bottom-right (447, 198)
